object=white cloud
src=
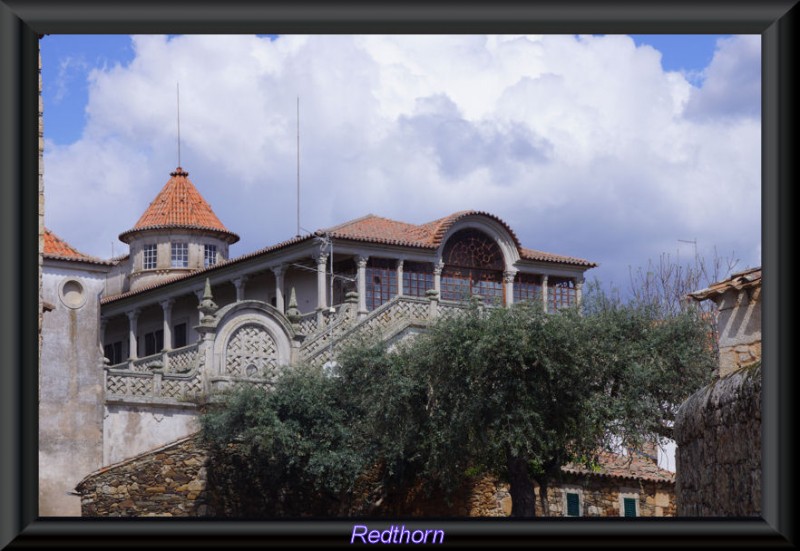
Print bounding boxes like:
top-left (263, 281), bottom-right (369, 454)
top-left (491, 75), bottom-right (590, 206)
top-left (684, 35), bottom-right (761, 120)
top-left (43, 34), bottom-right (761, 288)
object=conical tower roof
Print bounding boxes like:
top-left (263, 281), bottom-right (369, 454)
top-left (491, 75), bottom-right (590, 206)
top-left (119, 167), bottom-right (239, 244)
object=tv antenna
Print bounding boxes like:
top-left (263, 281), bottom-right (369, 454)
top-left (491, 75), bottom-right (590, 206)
top-left (177, 82), bottom-right (182, 166)
top-left (296, 96), bottom-right (301, 238)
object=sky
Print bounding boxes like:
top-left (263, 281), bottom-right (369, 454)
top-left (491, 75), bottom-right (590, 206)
top-left (40, 34), bottom-right (761, 294)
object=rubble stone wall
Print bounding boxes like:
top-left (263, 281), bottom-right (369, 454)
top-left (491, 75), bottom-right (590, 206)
top-left (674, 362), bottom-right (761, 516)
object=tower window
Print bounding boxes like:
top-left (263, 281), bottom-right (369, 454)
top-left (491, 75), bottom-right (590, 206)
top-left (171, 242), bottom-right (188, 268)
top-left (204, 244), bottom-right (217, 268)
top-left (143, 244), bottom-right (157, 270)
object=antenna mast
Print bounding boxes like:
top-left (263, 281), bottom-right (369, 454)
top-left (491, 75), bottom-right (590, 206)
top-left (296, 96), bottom-right (300, 237)
top-left (177, 82), bottom-right (181, 166)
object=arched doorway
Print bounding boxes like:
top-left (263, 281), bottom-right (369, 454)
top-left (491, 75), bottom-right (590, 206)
top-left (440, 229), bottom-right (506, 304)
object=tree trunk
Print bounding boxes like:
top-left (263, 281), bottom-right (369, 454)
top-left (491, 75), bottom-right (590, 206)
top-left (507, 455), bottom-right (537, 517)
top-left (538, 478), bottom-right (550, 517)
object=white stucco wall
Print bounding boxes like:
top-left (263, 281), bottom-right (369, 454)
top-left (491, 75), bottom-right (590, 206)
top-left (103, 404), bottom-right (200, 465)
top-left (40, 263), bottom-right (108, 516)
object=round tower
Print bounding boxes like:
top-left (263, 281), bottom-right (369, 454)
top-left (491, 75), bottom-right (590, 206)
top-left (119, 167), bottom-right (239, 292)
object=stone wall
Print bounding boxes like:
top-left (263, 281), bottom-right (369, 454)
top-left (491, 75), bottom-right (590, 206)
top-left (77, 434), bottom-right (673, 518)
top-left (536, 475), bottom-right (675, 517)
top-left (77, 436), bottom-right (211, 517)
top-left (674, 362), bottom-right (761, 516)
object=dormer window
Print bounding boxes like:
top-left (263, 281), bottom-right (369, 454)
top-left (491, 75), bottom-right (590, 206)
top-left (171, 242), bottom-right (188, 268)
top-left (204, 244), bottom-right (217, 268)
top-left (143, 244), bottom-right (157, 270)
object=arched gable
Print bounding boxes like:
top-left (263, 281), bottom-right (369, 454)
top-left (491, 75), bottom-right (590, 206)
top-left (211, 301), bottom-right (294, 381)
top-left (434, 212), bottom-right (521, 270)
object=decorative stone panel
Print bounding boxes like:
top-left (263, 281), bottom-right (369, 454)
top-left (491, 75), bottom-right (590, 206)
top-left (224, 324), bottom-right (278, 379)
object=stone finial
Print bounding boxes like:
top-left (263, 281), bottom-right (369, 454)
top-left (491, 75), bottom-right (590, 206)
top-left (345, 291), bottom-right (359, 304)
top-left (197, 278), bottom-right (218, 325)
top-left (286, 286), bottom-right (301, 325)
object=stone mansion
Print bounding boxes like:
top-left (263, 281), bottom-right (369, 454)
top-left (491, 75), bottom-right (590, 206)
top-left (41, 165), bottom-right (599, 515)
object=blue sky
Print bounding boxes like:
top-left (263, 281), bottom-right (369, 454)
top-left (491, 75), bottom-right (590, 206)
top-left (40, 34), bottom-right (760, 293)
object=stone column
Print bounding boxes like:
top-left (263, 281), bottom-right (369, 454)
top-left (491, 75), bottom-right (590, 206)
top-left (541, 275), bottom-right (549, 313)
top-left (575, 277), bottom-right (584, 308)
top-left (396, 259), bottom-right (404, 297)
top-left (427, 289), bottom-right (439, 319)
top-left (232, 276), bottom-right (248, 302)
top-left (126, 309), bottom-right (140, 360)
top-left (503, 270), bottom-right (517, 307)
top-left (356, 255), bottom-right (369, 318)
top-left (316, 253), bottom-right (329, 312)
top-left (272, 266), bottom-right (285, 312)
top-left (160, 299), bottom-right (174, 350)
top-left (433, 260), bottom-right (444, 296)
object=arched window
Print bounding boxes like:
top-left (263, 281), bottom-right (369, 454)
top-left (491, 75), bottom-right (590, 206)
top-left (440, 229), bottom-right (505, 304)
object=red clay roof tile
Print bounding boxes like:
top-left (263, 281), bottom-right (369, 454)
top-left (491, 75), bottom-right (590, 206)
top-left (119, 167), bottom-right (239, 244)
top-left (562, 451), bottom-right (675, 483)
top-left (324, 212), bottom-right (596, 267)
top-left (689, 266), bottom-right (761, 301)
top-left (43, 228), bottom-right (113, 265)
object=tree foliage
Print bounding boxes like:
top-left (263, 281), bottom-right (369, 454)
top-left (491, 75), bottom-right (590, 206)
top-left (202, 291), bottom-right (716, 517)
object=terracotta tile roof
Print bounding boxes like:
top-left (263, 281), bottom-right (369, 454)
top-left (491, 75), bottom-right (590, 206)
top-left (101, 233), bottom-right (315, 304)
top-left (688, 266), bottom-right (762, 302)
top-left (101, 211), bottom-right (596, 304)
top-left (43, 228), bottom-right (114, 265)
top-left (324, 211), bottom-right (597, 267)
top-left (119, 167), bottom-right (239, 244)
top-left (519, 247), bottom-right (597, 267)
top-left (562, 451), bottom-right (675, 484)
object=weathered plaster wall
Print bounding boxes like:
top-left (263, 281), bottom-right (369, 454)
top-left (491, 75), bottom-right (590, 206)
top-left (715, 288), bottom-right (761, 377)
top-left (103, 404), bottom-right (200, 465)
top-left (40, 265), bottom-right (107, 516)
top-left (288, 269), bottom-right (318, 313)
top-left (674, 362), bottom-right (761, 516)
top-left (38, 48), bottom-right (44, 375)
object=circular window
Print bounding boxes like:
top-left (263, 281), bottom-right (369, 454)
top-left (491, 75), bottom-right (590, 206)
top-left (59, 279), bottom-right (87, 309)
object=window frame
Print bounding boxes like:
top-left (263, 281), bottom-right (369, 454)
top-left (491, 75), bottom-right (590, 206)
top-left (549, 276), bottom-right (577, 311)
top-left (203, 243), bottom-right (217, 268)
top-left (402, 261), bottom-right (434, 297)
top-left (618, 490), bottom-right (640, 518)
top-left (171, 242), bottom-right (189, 268)
top-left (565, 491), bottom-right (581, 517)
top-left (173, 321), bottom-right (188, 349)
top-left (365, 258), bottom-right (398, 311)
top-left (143, 243), bottom-right (158, 270)
top-left (142, 328), bottom-right (164, 357)
top-left (514, 272), bottom-right (542, 304)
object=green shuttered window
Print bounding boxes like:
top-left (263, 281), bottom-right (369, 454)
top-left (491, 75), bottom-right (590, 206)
top-left (623, 497), bottom-right (637, 517)
top-left (566, 492), bottom-right (580, 516)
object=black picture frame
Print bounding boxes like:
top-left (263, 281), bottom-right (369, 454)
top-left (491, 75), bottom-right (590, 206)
top-left (1, 1), bottom-right (796, 548)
